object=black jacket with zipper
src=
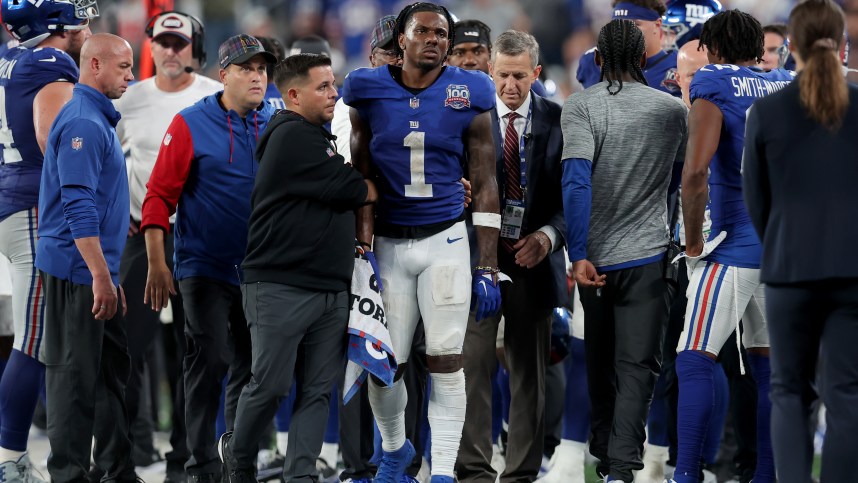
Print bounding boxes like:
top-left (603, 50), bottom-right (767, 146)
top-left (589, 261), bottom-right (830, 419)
top-left (242, 110), bottom-right (368, 292)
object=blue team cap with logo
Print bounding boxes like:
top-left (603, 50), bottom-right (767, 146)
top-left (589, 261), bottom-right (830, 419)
top-left (612, 2), bottom-right (661, 21)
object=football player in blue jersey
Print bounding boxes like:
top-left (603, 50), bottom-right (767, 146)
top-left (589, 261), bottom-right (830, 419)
top-left (661, 0), bottom-right (722, 50)
top-left (673, 10), bottom-right (794, 483)
top-left (577, 0), bottom-right (681, 96)
top-left (0, 0), bottom-right (96, 479)
top-left (342, 3), bottom-right (500, 482)
top-left (258, 36), bottom-right (287, 111)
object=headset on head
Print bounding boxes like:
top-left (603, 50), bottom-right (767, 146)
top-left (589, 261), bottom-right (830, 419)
top-left (145, 10), bottom-right (206, 69)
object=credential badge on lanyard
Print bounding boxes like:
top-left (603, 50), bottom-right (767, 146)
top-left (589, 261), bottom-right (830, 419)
top-left (500, 102), bottom-right (532, 241)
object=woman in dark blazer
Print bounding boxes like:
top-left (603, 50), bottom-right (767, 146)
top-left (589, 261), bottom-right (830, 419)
top-left (742, 1), bottom-right (858, 482)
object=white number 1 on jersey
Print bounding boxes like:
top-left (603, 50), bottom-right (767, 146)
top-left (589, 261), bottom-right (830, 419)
top-left (403, 131), bottom-right (433, 198)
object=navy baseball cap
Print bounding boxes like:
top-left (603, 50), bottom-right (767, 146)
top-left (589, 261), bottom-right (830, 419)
top-left (290, 36), bottom-right (332, 57)
top-left (218, 34), bottom-right (277, 68)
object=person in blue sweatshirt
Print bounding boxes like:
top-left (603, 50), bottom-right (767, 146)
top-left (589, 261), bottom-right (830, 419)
top-left (35, 33), bottom-right (136, 483)
top-left (140, 34), bottom-right (275, 483)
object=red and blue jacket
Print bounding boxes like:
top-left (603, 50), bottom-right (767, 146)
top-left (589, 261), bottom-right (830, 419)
top-left (141, 92), bottom-right (275, 285)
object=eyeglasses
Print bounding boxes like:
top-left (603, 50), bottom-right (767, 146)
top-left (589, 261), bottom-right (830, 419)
top-left (373, 49), bottom-right (398, 58)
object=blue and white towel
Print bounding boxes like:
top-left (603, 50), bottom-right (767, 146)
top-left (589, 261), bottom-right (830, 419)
top-left (343, 246), bottom-right (397, 403)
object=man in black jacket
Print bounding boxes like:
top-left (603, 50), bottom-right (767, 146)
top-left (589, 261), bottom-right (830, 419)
top-left (217, 53), bottom-right (377, 483)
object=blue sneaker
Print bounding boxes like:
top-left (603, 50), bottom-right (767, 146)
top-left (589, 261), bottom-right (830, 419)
top-left (373, 440), bottom-right (416, 483)
top-left (429, 476), bottom-right (455, 483)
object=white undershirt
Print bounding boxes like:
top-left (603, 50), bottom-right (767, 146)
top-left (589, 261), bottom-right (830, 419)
top-left (113, 74), bottom-right (222, 222)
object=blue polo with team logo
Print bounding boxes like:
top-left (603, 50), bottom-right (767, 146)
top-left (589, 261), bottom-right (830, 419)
top-left (36, 84), bottom-right (129, 286)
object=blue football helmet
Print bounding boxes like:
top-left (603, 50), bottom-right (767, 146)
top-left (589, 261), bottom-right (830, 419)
top-left (662, 0), bottom-right (723, 50)
top-left (1, 0), bottom-right (99, 48)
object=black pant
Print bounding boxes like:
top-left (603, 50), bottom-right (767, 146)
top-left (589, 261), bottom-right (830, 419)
top-left (119, 232), bottom-right (158, 455)
top-left (767, 280), bottom-right (858, 483)
top-left (579, 259), bottom-right (670, 482)
top-left (179, 277), bottom-right (252, 476)
top-left (162, 279), bottom-right (188, 472)
top-left (42, 272), bottom-right (135, 483)
top-left (229, 282), bottom-right (347, 482)
top-left (338, 383), bottom-right (376, 481)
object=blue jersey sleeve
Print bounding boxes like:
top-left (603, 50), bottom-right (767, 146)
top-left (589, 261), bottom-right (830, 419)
top-left (56, 119), bottom-right (108, 190)
top-left (24, 47), bottom-right (79, 85)
top-left (341, 67), bottom-right (384, 109)
top-left (689, 64), bottom-right (730, 111)
top-left (576, 49), bottom-right (601, 89)
top-left (458, 69), bottom-right (495, 113)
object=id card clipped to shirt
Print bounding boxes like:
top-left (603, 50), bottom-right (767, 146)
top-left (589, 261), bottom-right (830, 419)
top-left (500, 199), bottom-right (525, 240)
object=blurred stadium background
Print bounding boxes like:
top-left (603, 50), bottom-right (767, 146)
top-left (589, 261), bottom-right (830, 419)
top-left (6, 0), bottom-right (858, 102)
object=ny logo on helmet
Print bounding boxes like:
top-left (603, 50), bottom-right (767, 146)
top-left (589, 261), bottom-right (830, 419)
top-left (685, 4), bottom-right (715, 26)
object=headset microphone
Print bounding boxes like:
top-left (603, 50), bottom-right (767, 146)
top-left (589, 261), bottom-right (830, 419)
top-left (184, 66), bottom-right (194, 73)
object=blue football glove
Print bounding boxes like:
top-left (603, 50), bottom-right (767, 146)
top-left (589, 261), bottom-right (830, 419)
top-left (471, 269), bottom-right (501, 322)
top-left (355, 240), bottom-right (383, 292)
top-left (363, 250), bottom-right (383, 292)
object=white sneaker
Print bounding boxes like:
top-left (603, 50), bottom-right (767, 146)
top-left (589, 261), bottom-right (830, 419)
top-left (535, 442), bottom-right (585, 483)
top-left (637, 444), bottom-right (669, 483)
top-left (0, 454), bottom-right (47, 483)
top-left (701, 468), bottom-right (717, 483)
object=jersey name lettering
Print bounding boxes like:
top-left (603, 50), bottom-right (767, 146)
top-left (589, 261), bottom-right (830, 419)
top-left (0, 58), bottom-right (17, 80)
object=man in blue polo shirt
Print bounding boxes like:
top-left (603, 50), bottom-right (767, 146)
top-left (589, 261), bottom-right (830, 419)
top-left (35, 33), bottom-right (136, 483)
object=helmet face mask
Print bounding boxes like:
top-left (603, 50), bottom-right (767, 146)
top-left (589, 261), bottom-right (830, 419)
top-left (2, 0), bottom-right (99, 48)
top-left (73, 0), bottom-right (99, 21)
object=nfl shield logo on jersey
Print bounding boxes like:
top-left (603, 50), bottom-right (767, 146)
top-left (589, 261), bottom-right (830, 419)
top-left (410, 97), bottom-right (420, 109)
top-left (71, 137), bottom-right (83, 151)
top-left (444, 84), bottom-right (471, 109)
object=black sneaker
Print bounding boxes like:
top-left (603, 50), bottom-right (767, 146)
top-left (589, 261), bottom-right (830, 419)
top-left (164, 462), bottom-right (188, 483)
top-left (315, 457), bottom-right (337, 480)
top-left (188, 473), bottom-right (220, 483)
top-left (87, 465), bottom-right (105, 483)
top-left (217, 432), bottom-right (257, 483)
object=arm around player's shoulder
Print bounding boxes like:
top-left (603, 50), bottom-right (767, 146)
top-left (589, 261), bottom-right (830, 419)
top-left (257, 113), bottom-right (368, 208)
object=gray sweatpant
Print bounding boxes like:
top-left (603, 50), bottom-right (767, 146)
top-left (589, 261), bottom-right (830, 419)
top-left (230, 282), bottom-right (348, 482)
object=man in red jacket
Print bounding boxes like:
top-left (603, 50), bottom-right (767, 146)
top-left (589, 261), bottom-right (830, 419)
top-left (140, 34), bottom-right (275, 483)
